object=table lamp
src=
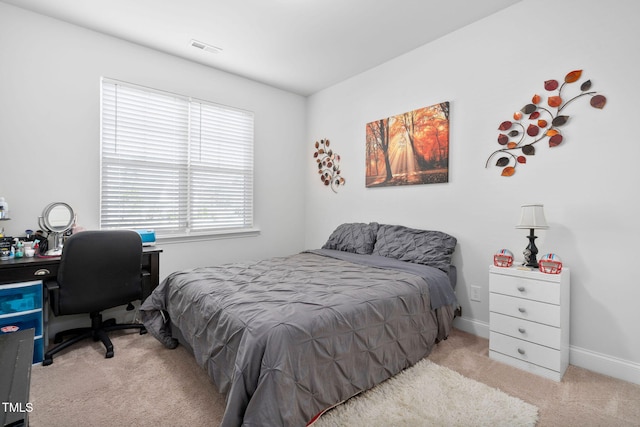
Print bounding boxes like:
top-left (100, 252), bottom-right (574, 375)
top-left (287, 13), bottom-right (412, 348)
top-left (516, 203), bottom-right (548, 268)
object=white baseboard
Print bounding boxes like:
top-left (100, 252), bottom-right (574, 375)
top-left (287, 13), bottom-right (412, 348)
top-left (451, 316), bottom-right (640, 386)
top-left (570, 345), bottom-right (640, 386)
top-left (453, 316), bottom-right (489, 339)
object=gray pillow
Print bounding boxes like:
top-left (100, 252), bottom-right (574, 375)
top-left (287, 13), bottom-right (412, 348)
top-left (372, 224), bottom-right (457, 272)
top-left (322, 222), bottom-right (379, 255)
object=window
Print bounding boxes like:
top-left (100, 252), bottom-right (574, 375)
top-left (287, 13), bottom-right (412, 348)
top-left (100, 78), bottom-right (254, 238)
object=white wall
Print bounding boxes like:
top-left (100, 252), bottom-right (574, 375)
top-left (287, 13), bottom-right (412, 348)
top-left (0, 3), bottom-right (308, 279)
top-left (305, 0), bottom-right (640, 383)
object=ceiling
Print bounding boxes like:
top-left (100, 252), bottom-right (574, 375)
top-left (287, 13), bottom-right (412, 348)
top-left (3, 0), bottom-right (521, 96)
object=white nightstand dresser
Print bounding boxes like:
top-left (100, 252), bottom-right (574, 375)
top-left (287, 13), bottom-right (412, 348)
top-left (489, 264), bottom-right (570, 381)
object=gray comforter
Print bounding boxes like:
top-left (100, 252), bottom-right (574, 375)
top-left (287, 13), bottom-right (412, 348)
top-left (140, 250), bottom-right (458, 427)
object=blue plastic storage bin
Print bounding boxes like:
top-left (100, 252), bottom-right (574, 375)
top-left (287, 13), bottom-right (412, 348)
top-left (0, 310), bottom-right (43, 337)
top-left (0, 280), bottom-right (44, 365)
top-left (33, 336), bottom-right (44, 363)
top-left (0, 282), bottom-right (42, 314)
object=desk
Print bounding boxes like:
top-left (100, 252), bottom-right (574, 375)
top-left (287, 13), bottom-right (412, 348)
top-left (0, 247), bottom-right (162, 360)
top-left (0, 247), bottom-right (162, 300)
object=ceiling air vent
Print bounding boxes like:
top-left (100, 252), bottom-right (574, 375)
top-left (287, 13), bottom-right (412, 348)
top-left (190, 39), bottom-right (223, 54)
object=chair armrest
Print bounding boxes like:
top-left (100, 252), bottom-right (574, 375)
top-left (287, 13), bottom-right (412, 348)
top-left (44, 280), bottom-right (60, 314)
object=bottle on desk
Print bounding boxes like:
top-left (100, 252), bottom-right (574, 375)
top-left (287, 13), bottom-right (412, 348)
top-left (0, 197), bottom-right (8, 219)
top-left (14, 241), bottom-right (24, 258)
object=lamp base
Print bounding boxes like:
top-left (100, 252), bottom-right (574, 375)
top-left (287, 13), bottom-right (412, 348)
top-left (523, 228), bottom-right (540, 268)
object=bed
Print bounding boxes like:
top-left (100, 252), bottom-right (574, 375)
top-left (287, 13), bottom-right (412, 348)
top-left (140, 223), bottom-right (459, 427)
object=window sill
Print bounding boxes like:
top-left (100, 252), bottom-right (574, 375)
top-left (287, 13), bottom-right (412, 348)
top-left (156, 228), bottom-right (261, 245)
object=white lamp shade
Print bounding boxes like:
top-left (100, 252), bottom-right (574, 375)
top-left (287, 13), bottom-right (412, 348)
top-left (516, 203), bottom-right (549, 229)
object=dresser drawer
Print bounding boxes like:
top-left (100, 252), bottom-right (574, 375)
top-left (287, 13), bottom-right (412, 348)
top-left (490, 272), bottom-right (560, 304)
top-left (490, 331), bottom-right (562, 372)
top-left (490, 292), bottom-right (560, 327)
top-left (490, 312), bottom-right (561, 349)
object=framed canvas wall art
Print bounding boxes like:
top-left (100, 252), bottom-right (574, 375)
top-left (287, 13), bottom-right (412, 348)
top-left (366, 102), bottom-right (449, 187)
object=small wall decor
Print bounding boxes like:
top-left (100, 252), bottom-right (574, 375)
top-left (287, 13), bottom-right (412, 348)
top-left (314, 138), bottom-right (345, 193)
top-left (366, 102), bottom-right (450, 187)
top-left (486, 70), bottom-right (606, 176)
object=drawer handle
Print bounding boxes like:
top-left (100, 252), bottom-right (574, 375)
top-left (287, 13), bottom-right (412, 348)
top-left (518, 307), bottom-right (526, 313)
top-left (34, 269), bottom-right (51, 276)
top-left (518, 327), bottom-right (526, 334)
top-left (517, 286), bottom-right (526, 292)
top-left (517, 348), bottom-right (526, 355)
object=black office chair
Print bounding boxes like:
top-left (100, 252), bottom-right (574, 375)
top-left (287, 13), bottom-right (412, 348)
top-left (42, 230), bottom-right (147, 366)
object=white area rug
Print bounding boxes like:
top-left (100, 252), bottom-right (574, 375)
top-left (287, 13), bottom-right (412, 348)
top-left (314, 359), bottom-right (538, 427)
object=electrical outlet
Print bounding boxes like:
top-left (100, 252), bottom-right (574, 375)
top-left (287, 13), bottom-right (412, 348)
top-left (470, 285), bottom-right (482, 302)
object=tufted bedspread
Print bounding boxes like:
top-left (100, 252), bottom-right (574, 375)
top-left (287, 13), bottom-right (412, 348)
top-left (140, 249), bottom-right (458, 427)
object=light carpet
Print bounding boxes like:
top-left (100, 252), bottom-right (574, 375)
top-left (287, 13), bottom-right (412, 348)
top-left (28, 332), bottom-right (538, 426)
top-left (314, 358), bottom-right (538, 427)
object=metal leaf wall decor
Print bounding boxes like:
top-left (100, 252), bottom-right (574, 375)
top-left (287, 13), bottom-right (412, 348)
top-left (486, 69), bottom-right (606, 176)
top-left (314, 138), bottom-right (345, 192)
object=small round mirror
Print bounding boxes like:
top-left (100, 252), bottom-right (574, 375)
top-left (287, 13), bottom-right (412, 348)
top-left (41, 202), bottom-right (74, 233)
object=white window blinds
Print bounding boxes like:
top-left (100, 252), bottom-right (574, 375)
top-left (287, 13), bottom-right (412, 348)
top-left (100, 79), bottom-right (254, 236)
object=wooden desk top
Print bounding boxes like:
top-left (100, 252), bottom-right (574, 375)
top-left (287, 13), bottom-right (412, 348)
top-left (0, 246), bottom-right (162, 268)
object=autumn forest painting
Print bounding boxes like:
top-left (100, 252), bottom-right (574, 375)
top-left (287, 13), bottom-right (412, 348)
top-left (366, 102), bottom-right (450, 187)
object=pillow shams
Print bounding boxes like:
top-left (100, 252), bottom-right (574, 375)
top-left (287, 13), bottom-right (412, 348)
top-left (372, 224), bottom-right (457, 272)
top-left (322, 222), bottom-right (379, 255)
